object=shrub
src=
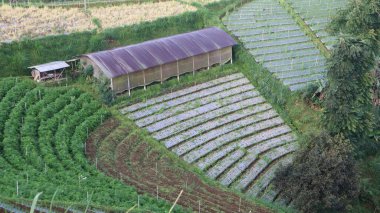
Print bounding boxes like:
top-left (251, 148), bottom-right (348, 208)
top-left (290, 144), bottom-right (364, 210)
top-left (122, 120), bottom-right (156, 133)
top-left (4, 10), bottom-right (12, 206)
top-left (273, 132), bottom-right (359, 213)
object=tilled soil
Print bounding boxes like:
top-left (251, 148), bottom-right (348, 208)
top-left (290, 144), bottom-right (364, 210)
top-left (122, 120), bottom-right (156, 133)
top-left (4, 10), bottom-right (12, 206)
top-left (86, 118), bottom-right (272, 213)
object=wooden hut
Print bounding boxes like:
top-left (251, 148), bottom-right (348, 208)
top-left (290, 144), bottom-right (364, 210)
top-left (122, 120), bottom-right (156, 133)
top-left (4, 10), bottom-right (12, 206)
top-left (80, 27), bottom-right (237, 94)
top-left (29, 61), bottom-right (69, 82)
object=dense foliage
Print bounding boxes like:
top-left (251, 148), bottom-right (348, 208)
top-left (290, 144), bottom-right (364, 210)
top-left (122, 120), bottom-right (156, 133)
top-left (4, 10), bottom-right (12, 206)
top-left (274, 132), bottom-right (359, 213)
top-left (0, 78), bottom-right (186, 212)
top-left (328, 0), bottom-right (380, 54)
top-left (323, 37), bottom-right (376, 141)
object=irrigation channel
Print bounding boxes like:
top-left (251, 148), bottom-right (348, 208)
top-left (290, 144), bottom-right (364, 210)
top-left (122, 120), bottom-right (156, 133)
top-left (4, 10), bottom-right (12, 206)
top-left (121, 73), bottom-right (298, 203)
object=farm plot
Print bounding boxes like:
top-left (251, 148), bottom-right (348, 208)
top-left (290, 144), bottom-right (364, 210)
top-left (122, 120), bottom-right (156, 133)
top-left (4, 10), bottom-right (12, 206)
top-left (121, 73), bottom-right (298, 200)
top-left (287, 0), bottom-right (349, 50)
top-left (223, 0), bottom-right (327, 91)
top-left (0, 1), bottom-right (196, 42)
top-left (0, 77), bottom-right (184, 212)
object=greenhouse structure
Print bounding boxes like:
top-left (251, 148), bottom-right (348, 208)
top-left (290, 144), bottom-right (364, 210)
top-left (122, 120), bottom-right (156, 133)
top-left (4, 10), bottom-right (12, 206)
top-left (80, 27), bottom-right (237, 94)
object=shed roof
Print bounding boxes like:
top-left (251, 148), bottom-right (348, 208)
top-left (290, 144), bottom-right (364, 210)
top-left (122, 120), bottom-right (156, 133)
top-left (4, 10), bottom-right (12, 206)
top-left (83, 27), bottom-right (237, 78)
top-left (28, 61), bottom-right (70, 72)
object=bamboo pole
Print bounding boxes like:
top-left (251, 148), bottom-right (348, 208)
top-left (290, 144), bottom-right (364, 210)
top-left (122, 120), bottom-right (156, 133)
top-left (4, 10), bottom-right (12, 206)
top-left (168, 190), bottom-right (184, 213)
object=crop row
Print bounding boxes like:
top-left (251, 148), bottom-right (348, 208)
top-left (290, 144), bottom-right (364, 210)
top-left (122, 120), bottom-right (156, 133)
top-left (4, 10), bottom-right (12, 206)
top-left (124, 75), bottom-right (297, 201)
top-left (287, 0), bottom-right (349, 50)
top-left (0, 78), bottom-right (179, 211)
top-left (223, 0), bottom-right (327, 91)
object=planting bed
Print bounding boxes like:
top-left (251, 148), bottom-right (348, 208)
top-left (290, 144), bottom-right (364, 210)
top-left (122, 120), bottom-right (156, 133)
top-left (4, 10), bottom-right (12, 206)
top-left (223, 0), bottom-right (327, 91)
top-left (121, 73), bottom-right (297, 201)
top-left (287, 0), bottom-right (349, 50)
top-left (0, 77), bottom-right (182, 212)
top-left (87, 118), bottom-right (271, 213)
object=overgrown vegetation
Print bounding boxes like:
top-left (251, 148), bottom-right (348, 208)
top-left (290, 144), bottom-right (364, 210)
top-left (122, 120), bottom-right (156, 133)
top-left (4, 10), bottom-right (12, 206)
top-left (274, 132), bottom-right (359, 213)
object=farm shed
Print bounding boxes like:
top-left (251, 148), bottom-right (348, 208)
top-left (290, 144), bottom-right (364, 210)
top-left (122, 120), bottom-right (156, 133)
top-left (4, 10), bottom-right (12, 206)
top-left (81, 27), bottom-right (237, 94)
top-left (29, 61), bottom-right (69, 82)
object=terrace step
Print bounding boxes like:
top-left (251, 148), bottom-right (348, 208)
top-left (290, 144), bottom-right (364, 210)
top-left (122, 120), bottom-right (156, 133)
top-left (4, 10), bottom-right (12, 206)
top-left (249, 42), bottom-right (315, 56)
top-left (138, 84), bottom-right (256, 128)
top-left (152, 94), bottom-right (264, 139)
top-left (234, 143), bottom-right (298, 191)
top-left (232, 25), bottom-right (301, 37)
top-left (206, 149), bottom-right (246, 179)
top-left (170, 110), bottom-right (279, 155)
top-left (274, 66), bottom-right (326, 79)
top-left (255, 48), bottom-right (320, 62)
top-left (246, 155), bottom-right (294, 197)
top-left (241, 30), bottom-right (306, 43)
top-left (218, 132), bottom-right (295, 186)
top-left (121, 73), bottom-right (244, 113)
top-left (261, 188), bottom-right (279, 202)
top-left (245, 36), bottom-right (310, 49)
top-left (185, 125), bottom-right (293, 165)
top-left (123, 75), bottom-right (297, 202)
top-left (129, 78), bottom-right (249, 120)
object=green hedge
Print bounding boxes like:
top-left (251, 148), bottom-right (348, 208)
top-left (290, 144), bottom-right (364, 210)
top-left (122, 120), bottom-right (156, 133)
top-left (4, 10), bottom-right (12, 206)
top-left (0, 10), bottom-right (206, 77)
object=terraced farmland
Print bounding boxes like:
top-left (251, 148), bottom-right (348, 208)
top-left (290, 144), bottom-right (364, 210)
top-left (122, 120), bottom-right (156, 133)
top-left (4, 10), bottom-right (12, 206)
top-left (287, 0), bottom-right (349, 50)
top-left (121, 73), bottom-right (298, 200)
top-left (223, 0), bottom-right (327, 91)
top-left (0, 77), bottom-right (185, 212)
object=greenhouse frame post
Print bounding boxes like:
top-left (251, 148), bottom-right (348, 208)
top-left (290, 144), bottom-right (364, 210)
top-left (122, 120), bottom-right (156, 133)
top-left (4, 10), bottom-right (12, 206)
top-left (176, 61), bottom-right (180, 81)
top-left (143, 70), bottom-right (146, 90)
top-left (192, 57), bottom-right (195, 76)
top-left (127, 73), bottom-right (131, 96)
top-left (207, 53), bottom-right (210, 70)
top-left (160, 65), bottom-right (163, 84)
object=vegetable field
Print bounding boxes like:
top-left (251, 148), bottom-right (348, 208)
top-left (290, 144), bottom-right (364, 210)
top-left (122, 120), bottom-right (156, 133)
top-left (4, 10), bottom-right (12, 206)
top-left (287, 0), bottom-right (349, 50)
top-left (223, 0), bottom-right (327, 91)
top-left (86, 118), bottom-right (271, 212)
top-left (121, 73), bottom-right (298, 201)
top-left (0, 77), bottom-right (184, 212)
top-left (0, 1), bottom-right (196, 42)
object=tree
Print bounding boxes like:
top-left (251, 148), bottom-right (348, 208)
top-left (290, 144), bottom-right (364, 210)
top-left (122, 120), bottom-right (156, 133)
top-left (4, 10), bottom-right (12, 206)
top-left (328, 0), bottom-right (379, 55)
top-left (323, 37), bottom-right (376, 141)
top-left (97, 78), bottom-right (114, 106)
top-left (273, 132), bottom-right (359, 213)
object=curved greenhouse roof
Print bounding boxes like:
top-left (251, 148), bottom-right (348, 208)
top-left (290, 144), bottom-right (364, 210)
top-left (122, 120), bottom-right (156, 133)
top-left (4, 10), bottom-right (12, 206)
top-left (83, 27), bottom-right (237, 78)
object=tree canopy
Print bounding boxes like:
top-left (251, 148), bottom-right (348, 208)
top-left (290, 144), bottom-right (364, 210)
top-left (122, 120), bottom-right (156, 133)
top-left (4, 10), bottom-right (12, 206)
top-left (274, 133), bottom-right (359, 213)
top-left (323, 37), bottom-right (376, 141)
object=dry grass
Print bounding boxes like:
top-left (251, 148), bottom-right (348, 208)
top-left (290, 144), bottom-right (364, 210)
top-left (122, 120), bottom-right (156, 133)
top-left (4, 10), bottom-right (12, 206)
top-left (91, 2), bottom-right (196, 29)
top-left (0, 1), bottom-right (197, 42)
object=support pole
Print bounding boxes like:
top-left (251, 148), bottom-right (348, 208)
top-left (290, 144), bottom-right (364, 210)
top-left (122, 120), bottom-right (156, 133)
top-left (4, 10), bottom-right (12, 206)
top-left (160, 65), bottom-right (163, 84)
top-left (143, 70), bottom-right (146, 90)
top-left (176, 61), bottom-right (180, 81)
top-left (219, 50), bottom-right (222, 65)
top-left (207, 53), bottom-right (210, 70)
top-left (110, 78), bottom-right (114, 91)
top-left (168, 190), bottom-right (184, 213)
top-left (230, 48), bottom-right (233, 64)
top-left (192, 57), bottom-right (195, 76)
top-left (127, 73), bottom-right (131, 96)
